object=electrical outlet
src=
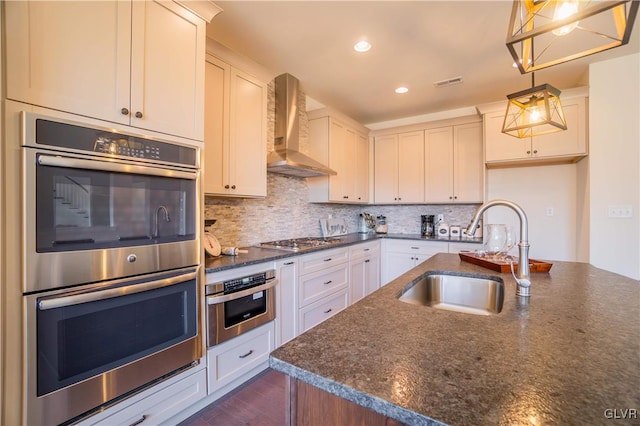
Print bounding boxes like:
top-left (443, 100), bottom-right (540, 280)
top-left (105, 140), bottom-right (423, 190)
top-left (608, 205), bottom-right (633, 218)
top-left (546, 207), bottom-right (554, 217)
top-left (437, 214), bottom-right (444, 222)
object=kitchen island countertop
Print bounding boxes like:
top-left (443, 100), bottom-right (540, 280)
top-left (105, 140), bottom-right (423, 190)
top-left (204, 233), bottom-right (481, 274)
top-left (269, 253), bottom-right (640, 425)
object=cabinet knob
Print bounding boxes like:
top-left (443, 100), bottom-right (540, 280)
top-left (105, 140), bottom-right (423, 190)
top-left (120, 107), bottom-right (129, 115)
top-left (398, 197), bottom-right (401, 201)
top-left (533, 150), bottom-right (538, 154)
top-left (135, 111), bottom-right (143, 119)
top-left (449, 196), bottom-right (453, 200)
top-left (454, 196), bottom-right (457, 200)
top-left (231, 185), bottom-right (236, 189)
top-left (343, 195), bottom-right (348, 199)
top-left (224, 185), bottom-right (230, 189)
top-left (364, 259), bottom-right (370, 263)
top-left (526, 150), bottom-right (531, 154)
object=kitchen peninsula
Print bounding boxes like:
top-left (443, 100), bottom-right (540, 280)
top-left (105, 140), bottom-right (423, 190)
top-left (270, 254), bottom-right (640, 425)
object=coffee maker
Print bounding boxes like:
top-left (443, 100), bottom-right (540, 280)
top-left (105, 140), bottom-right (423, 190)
top-left (421, 215), bottom-right (435, 237)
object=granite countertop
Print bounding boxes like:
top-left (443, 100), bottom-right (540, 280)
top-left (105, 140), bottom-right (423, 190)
top-left (269, 253), bottom-right (640, 425)
top-left (204, 233), bottom-right (482, 274)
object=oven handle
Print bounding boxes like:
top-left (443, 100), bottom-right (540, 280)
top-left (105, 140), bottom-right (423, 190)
top-left (207, 279), bottom-right (277, 305)
top-left (37, 154), bottom-right (197, 180)
top-left (38, 271), bottom-right (198, 311)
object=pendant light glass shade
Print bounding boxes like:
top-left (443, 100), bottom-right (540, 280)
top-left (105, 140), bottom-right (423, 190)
top-left (506, 0), bottom-right (640, 73)
top-left (502, 83), bottom-right (567, 138)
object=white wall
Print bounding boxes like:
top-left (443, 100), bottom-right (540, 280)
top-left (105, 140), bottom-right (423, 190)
top-left (589, 53), bottom-right (640, 279)
top-left (486, 164), bottom-right (581, 262)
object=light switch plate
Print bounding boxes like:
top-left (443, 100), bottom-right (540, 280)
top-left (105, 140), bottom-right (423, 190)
top-left (607, 205), bottom-right (633, 218)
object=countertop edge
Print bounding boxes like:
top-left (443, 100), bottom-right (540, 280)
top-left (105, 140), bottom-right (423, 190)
top-left (268, 357), bottom-right (445, 426)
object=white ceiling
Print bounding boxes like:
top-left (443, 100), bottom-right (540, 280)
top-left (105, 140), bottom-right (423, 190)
top-left (206, 1), bottom-right (640, 127)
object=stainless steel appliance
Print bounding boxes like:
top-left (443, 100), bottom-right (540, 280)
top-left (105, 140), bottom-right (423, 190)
top-left (421, 215), bottom-right (435, 237)
top-left (20, 112), bottom-right (201, 425)
top-left (206, 269), bottom-right (277, 346)
top-left (259, 237), bottom-right (343, 252)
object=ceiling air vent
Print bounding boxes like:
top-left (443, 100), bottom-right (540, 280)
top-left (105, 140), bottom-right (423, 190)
top-left (433, 76), bottom-right (463, 88)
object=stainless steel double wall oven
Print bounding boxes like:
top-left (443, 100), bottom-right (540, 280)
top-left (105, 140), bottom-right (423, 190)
top-left (20, 112), bottom-right (201, 425)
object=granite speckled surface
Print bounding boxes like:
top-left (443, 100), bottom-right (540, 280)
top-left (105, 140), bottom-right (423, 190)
top-left (269, 253), bottom-right (640, 425)
top-left (204, 233), bottom-right (481, 273)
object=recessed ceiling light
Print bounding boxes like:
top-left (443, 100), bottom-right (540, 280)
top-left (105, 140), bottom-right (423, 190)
top-left (353, 40), bottom-right (371, 52)
top-left (395, 87), bottom-right (409, 94)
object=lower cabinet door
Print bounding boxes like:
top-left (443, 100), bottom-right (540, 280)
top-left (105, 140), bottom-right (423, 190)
top-left (207, 322), bottom-right (275, 391)
top-left (86, 367), bottom-right (207, 426)
top-left (299, 288), bottom-right (348, 333)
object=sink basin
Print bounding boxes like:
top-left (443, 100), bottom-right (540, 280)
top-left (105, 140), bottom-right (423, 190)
top-left (398, 271), bottom-right (504, 315)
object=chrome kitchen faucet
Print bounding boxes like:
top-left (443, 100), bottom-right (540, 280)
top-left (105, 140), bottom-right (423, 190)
top-left (464, 199), bottom-right (531, 297)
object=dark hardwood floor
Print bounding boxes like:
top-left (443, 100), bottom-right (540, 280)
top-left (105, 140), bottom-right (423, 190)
top-left (178, 368), bottom-right (287, 426)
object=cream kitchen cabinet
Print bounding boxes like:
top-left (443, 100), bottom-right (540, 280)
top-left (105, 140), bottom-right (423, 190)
top-left (5, 0), bottom-right (208, 141)
top-left (308, 113), bottom-right (370, 203)
top-left (204, 56), bottom-right (267, 197)
top-left (349, 240), bottom-right (381, 304)
top-left (297, 247), bottom-right (350, 332)
top-left (374, 131), bottom-right (425, 203)
top-left (275, 258), bottom-right (298, 347)
top-left (424, 121), bottom-right (483, 203)
top-left (484, 97), bottom-right (588, 167)
top-left (381, 239), bottom-right (447, 284)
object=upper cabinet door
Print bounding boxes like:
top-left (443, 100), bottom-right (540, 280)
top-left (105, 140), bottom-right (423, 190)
top-left (5, 0), bottom-right (206, 141)
top-left (453, 122), bottom-right (483, 203)
top-left (5, 1), bottom-right (131, 125)
top-left (130, 0), bottom-right (205, 141)
top-left (397, 130), bottom-right (425, 203)
top-left (373, 135), bottom-right (399, 203)
top-left (424, 127), bottom-right (454, 203)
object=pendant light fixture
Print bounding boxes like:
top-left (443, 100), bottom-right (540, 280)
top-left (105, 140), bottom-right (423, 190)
top-left (502, 72), bottom-right (567, 138)
top-left (506, 0), bottom-right (639, 74)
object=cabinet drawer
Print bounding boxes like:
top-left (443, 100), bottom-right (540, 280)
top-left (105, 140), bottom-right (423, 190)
top-left (298, 247), bottom-right (349, 275)
top-left (86, 368), bottom-right (207, 426)
top-left (299, 288), bottom-right (348, 333)
top-left (207, 322), bottom-right (274, 391)
top-left (448, 242), bottom-right (481, 253)
top-left (299, 263), bottom-right (349, 308)
top-left (349, 240), bottom-right (380, 260)
top-left (384, 239), bottom-right (447, 255)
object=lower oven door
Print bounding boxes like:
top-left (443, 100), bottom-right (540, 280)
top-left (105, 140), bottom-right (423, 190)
top-left (24, 267), bottom-right (200, 426)
top-left (207, 280), bottom-right (277, 347)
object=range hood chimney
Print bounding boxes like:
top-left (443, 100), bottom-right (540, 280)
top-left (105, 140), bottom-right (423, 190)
top-left (267, 73), bottom-right (336, 178)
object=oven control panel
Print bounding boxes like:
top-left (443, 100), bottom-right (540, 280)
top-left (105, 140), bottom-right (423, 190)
top-left (94, 137), bottom-right (161, 160)
top-left (207, 269), bottom-right (276, 295)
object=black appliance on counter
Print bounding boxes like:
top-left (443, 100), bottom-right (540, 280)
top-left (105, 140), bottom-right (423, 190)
top-left (421, 215), bottom-right (436, 237)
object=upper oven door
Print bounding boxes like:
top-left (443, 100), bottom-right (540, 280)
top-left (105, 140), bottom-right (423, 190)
top-left (22, 147), bottom-right (199, 293)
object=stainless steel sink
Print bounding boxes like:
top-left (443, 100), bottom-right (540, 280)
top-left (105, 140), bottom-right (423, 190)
top-left (398, 271), bottom-right (504, 315)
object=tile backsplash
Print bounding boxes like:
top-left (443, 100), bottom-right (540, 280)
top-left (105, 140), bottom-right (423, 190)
top-left (204, 175), bottom-right (480, 248)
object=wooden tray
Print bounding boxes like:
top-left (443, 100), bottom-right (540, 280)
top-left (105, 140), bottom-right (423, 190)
top-left (459, 252), bottom-right (552, 273)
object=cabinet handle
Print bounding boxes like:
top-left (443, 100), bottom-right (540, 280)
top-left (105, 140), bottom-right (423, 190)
top-left (411, 246), bottom-right (419, 249)
top-left (324, 280), bottom-right (333, 285)
top-left (343, 195), bottom-right (348, 199)
top-left (365, 259), bottom-right (370, 263)
top-left (239, 350), bottom-right (254, 359)
top-left (129, 415), bottom-right (147, 426)
top-left (120, 107), bottom-right (129, 116)
top-left (224, 184), bottom-right (230, 189)
top-left (526, 150), bottom-right (531, 154)
top-left (324, 308), bottom-right (333, 314)
top-left (284, 261), bottom-right (295, 265)
top-left (533, 150), bottom-right (538, 154)
top-left (135, 111), bottom-right (143, 118)
top-left (364, 248), bottom-right (370, 251)
top-left (324, 258), bottom-right (332, 262)
top-left (231, 185), bottom-right (236, 189)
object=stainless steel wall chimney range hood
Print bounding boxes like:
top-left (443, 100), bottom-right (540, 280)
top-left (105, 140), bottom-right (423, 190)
top-left (267, 73), bottom-right (336, 178)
